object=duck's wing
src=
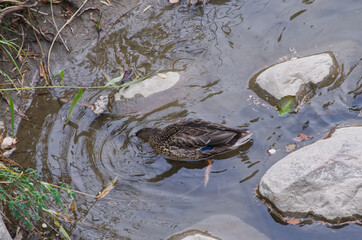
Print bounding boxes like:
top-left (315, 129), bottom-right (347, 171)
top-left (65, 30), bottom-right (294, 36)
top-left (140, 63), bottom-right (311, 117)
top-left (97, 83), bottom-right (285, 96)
top-left (166, 119), bottom-right (239, 149)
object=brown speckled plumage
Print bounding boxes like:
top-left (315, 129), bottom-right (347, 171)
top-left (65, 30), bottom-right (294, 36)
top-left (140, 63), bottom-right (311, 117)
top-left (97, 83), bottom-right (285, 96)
top-left (136, 118), bottom-right (252, 161)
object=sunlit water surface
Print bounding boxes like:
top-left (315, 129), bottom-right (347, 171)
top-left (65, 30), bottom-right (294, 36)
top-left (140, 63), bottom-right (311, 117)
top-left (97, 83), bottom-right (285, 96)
top-left (14, 0), bottom-right (361, 239)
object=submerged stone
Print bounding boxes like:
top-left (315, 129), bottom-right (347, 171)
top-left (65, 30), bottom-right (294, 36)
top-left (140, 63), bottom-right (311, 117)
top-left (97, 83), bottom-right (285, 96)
top-left (168, 214), bottom-right (270, 240)
top-left (258, 126), bottom-right (362, 223)
top-left (249, 52), bottom-right (339, 106)
top-left (115, 72), bottom-right (180, 99)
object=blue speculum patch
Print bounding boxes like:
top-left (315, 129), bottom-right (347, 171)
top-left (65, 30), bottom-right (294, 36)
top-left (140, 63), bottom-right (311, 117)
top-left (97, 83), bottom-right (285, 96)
top-left (201, 146), bottom-right (215, 151)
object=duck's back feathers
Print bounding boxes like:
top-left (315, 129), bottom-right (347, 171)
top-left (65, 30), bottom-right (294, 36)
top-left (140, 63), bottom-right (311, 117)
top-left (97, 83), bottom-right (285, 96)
top-left (139, 118), bottom-right (252, 160)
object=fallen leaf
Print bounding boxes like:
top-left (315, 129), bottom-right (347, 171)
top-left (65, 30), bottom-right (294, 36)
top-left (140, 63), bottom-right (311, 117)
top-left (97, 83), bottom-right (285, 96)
top-left (287, 218), bottom-right (301, 225)
top-left (96, 177), bottom-right (117, 199)
top-left (276, 95), bottom-right (297, 117)
top-left (285, 144), bottom-right (297, 152)
top-left (293, 132), bottom-right (310, 142)
top-left (157, 73), bottom-right (167, 79)
top-left (299, 132), bottom-right (309, 139)
top-left (169, 0), bottom-right (179, 3)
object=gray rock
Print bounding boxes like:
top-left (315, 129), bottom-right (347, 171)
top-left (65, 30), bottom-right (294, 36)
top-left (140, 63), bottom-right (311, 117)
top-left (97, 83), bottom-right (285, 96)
top-left (249, 52), bottom-right (339, 105)
top-left (258, 126), bottom-right (362, 223)
top-left (0, 120), bottom-right (4, 131)
top-left (0, 215), bottom-right (12, 240)
top-left (168, 214), bottom-right (270, 240)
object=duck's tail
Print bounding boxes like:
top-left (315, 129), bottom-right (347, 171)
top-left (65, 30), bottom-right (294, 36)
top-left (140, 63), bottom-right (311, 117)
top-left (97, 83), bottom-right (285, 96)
top-left (233, 130), bottom-right (253, 148)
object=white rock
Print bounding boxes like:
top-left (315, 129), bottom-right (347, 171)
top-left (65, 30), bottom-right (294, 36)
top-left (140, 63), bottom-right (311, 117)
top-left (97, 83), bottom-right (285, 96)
top-left (115, 72), bottom-right (180, 99)
top-left (1, 136), bottom-right (17, 149)
top-left (253, 52), bottom-right (338, 100)
top-left (259, 126), bottom-right (362, 222)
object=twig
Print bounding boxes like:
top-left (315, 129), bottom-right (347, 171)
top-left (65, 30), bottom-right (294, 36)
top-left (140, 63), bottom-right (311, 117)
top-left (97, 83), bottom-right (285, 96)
top-left (47, 0), bottom-right (90, 77)
top-left (50, 0), bottom-right (70, 52)
top-left (15, 25), bottom-right (24, 59)
top-left (13, 13), bottom-right (53, 42)
top-left (77, 7), bottom-right (100, 17)
top-left (0, 2), bottom-right (38, 24)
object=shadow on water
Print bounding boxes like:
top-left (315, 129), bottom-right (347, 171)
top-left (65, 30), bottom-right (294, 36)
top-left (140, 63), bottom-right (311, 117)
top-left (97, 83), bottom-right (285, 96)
top-left (11, 0), bottom-right (362, 239)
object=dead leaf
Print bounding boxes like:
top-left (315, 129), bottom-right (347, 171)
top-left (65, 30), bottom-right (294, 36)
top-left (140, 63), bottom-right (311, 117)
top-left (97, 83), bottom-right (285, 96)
top-left (299, 132), bottom-right (309, 139)
top-left (96, 177), bottom-right (117, 199)
top-left (157, 73), bottom-right (167, 79)
top-left (169, 0), bottom-right (179, 3)
top-left (204, 159), bottom-right (213, 187)
top-left (285, 144), bottom-right (297, 152)
top-left (293, 132), bottom-right (310, 142)
top-left (286, 218), bottom-right (301, 225)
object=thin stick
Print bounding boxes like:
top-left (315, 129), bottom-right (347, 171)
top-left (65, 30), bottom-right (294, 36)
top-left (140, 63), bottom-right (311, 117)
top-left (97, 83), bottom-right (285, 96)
top-left (50, 0), bottom-right (70, 52)
top-left (0, 2), bottom-right (38, 23)
top-left (47, 0), bottom-right (90, 77)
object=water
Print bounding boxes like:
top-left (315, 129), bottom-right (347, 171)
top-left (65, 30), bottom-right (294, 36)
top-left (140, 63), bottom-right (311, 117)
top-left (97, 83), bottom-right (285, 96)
top-left (13, 0), bottom-right (361, 239)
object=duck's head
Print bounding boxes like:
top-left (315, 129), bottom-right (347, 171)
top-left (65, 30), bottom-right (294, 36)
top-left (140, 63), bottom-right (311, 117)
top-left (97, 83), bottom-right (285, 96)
top-left (136, 128), bottom-right (156, 142)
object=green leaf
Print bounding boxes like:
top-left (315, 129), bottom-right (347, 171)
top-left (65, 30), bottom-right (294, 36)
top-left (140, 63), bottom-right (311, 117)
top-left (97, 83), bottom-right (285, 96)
top-left (54, 219), bottom-right (71, 240)
top-left (66, 89), bottom-right (83, 123)
top-left (96, 12), bottom-right (103, 31)
top-left (4, 91), bottom-right (15, 136)
top-left (51, 70), bottom-right (64, 85)
top-left (276, 95), bottom-right (297, 117)
top-left (104, 72), bottom-right (124, 88)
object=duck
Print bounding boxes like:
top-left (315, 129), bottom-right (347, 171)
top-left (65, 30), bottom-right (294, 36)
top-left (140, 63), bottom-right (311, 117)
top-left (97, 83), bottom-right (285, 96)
top-left (136, 118), bottom-right (252, 161)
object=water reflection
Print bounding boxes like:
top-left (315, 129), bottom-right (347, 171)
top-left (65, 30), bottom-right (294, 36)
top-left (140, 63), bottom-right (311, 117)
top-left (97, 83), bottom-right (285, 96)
top-left (12, 0), bottom-right (362, 239)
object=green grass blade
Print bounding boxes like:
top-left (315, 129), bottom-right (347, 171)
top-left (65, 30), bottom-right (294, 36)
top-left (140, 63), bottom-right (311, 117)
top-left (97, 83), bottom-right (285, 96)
top-left (0, 44), bottom-right (22, 79)
top-left (54, 219), bottom-right (71, 240)
top-left (51, 70), bottom-right (64, 85)
top-left (66, 89), bottom-right (83, 123)
top-left (119, 71), bottom-right (157, 89)
top-left (96, 12), bottom-right (103, 31)
top-left (0, 69), bottom-right (18, 90)
top-left (4, 91), bottom-right (15, 137)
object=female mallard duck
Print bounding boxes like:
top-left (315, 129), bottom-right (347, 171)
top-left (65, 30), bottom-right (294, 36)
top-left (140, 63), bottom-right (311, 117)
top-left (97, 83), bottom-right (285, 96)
top-left (136, 118), bottom-right (252, 161)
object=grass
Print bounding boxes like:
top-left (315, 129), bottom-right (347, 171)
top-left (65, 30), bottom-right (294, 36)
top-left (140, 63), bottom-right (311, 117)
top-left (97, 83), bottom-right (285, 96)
top-left (0, 162), bottom-right (75, 236)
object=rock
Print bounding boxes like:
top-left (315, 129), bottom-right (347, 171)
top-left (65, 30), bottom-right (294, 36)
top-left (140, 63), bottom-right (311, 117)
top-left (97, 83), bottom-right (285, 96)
top-left (249, 52), bottom-right (339, 106)
top-left (115, 72), bottom-right (180, 100)
top-left (168, 214), bottom-right (270, 240)
top-left (0, 215), bottom-right (12, 240)
top-left (0, 120), bottom-right (4, 131)
top-left (1, 136), bottom-right (17, 149)
top-left (258, 126), bottom-right (362, 223)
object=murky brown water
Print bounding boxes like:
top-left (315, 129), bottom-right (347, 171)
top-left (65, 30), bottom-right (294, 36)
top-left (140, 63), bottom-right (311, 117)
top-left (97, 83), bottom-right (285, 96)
top-left (13, 0), bottom-right (361, 239)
